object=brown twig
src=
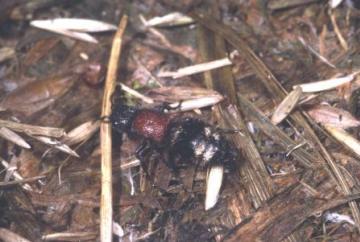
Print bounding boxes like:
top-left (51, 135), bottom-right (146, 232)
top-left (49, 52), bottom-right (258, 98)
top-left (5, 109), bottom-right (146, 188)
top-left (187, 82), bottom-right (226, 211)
top-left (329, 9), bottom-right (348, 51)
top-left (100, 15), bottom-right (128, 242)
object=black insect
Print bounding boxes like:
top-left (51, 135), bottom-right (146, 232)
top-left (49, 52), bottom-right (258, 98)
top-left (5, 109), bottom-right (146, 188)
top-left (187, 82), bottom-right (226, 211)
top-left (110, 103), bottom-right (238, 173)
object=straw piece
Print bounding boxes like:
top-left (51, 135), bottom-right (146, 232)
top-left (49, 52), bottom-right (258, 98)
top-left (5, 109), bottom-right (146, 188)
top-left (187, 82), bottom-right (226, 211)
top-left (100, 15), bottom-right (128, 242)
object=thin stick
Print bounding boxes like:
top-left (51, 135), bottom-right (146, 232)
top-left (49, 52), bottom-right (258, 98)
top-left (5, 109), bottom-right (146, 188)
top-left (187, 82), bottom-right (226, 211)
top-left (100, 15), bottom-right (128, 242)
top-left (298, 36), bottom-right (336, 69)
top-left (329, 9), bottom-right (348, 51)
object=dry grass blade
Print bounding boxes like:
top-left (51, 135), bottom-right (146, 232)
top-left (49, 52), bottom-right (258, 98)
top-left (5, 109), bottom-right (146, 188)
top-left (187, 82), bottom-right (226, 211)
top-left (0, 175), bottom-right (45, 187)
top-left (42, 232), bottom-right (97, 241)
top-left (32, 136), bottom-right (79, 157)
top-left (30, 18), bottom-right (117, 44)
top-left (294, 71), bottom-right (359, 93)
top-left (120, 158), bottom-right (141, 170)
top-left (157, 57), bottom-right (232, 79)
top-left (31, 18), bottom-right (117, 32)
top-left (0, 119), bottom-right (65, 138)
top-left (32, 19), bottom-right (98, 44)
top-left (329, 9), bottom-right (348, 50)
top-left (145, 12), bottom-right (194, 27)
top-left (271, 86), bottom-right (303, 125)
top-left (0, 127), bottom-right (31, 149)
top-left (167, 96), bottom-right (223, 112)
top-left (324, 125), bottom-right (360, 157)
top-left (100, 15), bottom-right (128, 242)
top-left (298, 37), bottom-right (336, 68)
top-left (1, 159), bottom-right (32, 191)
top-left (149, 86), bottom-right (222, 102)
top-left (267, 0), bottom-right (319, 10)
top-left (62, 120), bottom-right (100, 146)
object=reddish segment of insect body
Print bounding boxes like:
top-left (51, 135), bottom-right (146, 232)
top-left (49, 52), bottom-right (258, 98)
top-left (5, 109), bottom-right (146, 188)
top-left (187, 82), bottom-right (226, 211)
top-left (131, 110), bottom-right (170, 143)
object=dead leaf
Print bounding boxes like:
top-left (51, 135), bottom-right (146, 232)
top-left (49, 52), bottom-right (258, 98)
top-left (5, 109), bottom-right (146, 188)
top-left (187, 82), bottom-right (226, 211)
top-left (307, 105), bottom-right (360, 128)
top-left (17, 150), bottom-right (41, 178)
top-left (0, 74), bottom-right (76, 115)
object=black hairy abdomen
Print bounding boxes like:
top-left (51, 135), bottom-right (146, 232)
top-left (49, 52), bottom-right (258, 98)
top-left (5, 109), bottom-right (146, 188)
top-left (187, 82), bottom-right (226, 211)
top-left (164, 117), bottom-right (235, 169)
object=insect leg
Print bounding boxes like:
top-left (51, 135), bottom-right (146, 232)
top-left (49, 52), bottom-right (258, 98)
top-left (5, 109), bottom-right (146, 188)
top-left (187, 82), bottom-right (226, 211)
top-left (135, 139), bottom-right (153, 174)
top-left (156, 100), bottom-right (183, 113)
top-left (162, 150), bottom-right (179, 173)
